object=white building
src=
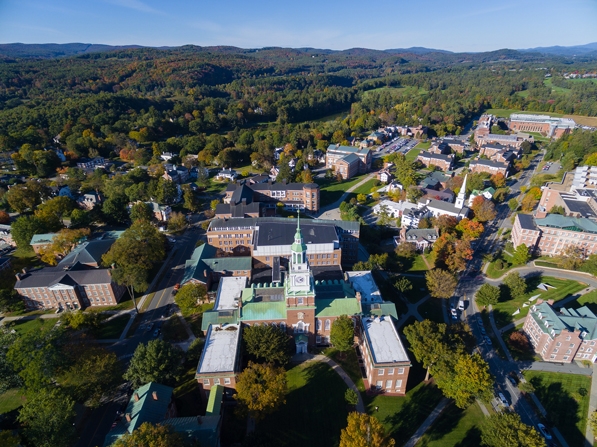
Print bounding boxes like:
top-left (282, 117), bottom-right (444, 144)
top-left (216, 168), bottom-right (238, 181)
top-left (372, 200), bottom-right (415, 219)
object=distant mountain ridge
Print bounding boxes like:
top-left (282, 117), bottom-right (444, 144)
top-left (0, 41), bottom-right (596, 59)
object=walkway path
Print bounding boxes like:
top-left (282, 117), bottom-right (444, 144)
top-left (292, 353), bottom-right (365, 413)
top-left (403, 398), bottom-right (450, 447)
top-left (317, 173), bottom-right (377, 219)
top-left (586, 363), bottom-right (597, 446)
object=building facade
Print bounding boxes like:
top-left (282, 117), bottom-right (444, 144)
top-left (509, 114), bottom-right (575, 139)
top-left (416, 151), bottom-right (454, 171)
top-left (223, 181), bottom-right (320, 213)
top-left (469, 159), bottom-right (509, 177)
top-left (326, 145), bottom-right (372, 174)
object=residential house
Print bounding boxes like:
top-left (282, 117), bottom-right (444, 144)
top-left (216, 168), bottom-right (238, 181)
top-left (147, 202), bottom-right (172, 222)
top-left (467, 187), bottom-right (495, 206)
top-left (78, 192), bottom-right (103, 210)
top-left (377, 169), bottom-right (394, 184)
top-left (397, 228), bottom-right (439, 252)
top-left (162, 165), bottom-right (189, 184)
top-left (372, 200), bottom-right (415, 219)
top-left (401, 206), bottom-right (430, 229)
top-left (77, 156), bottom-right (107, 170)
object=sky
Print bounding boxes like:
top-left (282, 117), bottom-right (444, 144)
top-left (0, 0), bottom-right (596, 52)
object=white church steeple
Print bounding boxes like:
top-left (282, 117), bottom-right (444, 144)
top-left (455, 174), bottom-right (468, 209)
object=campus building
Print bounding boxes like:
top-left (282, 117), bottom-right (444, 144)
top-left (509, 114), bottom-right (576, 139)
top-left (469, 159), bottom-right (510, 177)
top-left (326, 144), bottom-right (372, 178)
top-left (416, 151), bottom-right (454, 171)
top-left (523, 300), bottom-right (597, 363)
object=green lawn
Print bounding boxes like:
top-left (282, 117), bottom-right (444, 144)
top-left (485, 252), bottom-right (516, 280)
top-left (405, 148), bottom-right (421, 162)
top-left (523, 371), bottom-right (591, 447)
top-left (96, 314), bottom-right (130, 340)
top-left (251, 361), bottom-right (350, 447)
top-left (544, 78), bottom-right (571, 94)
top-left (10, 317), bottom-right (54, 335)
top-left (416, 401), bottom-right (485, 447)
top-left (0, 388), bottom-right (25, 414)
top-left (402, 275), bottom-right (429, 304)
top-left (324, 348), bottom-right (365, 392)
top-left (414, 141), bottom-right (431, 150)
top-left (352, 178), bottom-right (379, 195)
top-left (492, 276), bottom-right (587, 329)
top-left (568, 290), bottom-right (597, 314)
top-left (364, 381), bottom-right (444, 447)
top-left (407, 254), bottom-right (431, 273)
top-left (316, 174), bottom-right (368, 207)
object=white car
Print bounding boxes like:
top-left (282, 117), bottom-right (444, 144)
top-left (450, 309), bottom-right (458, 320)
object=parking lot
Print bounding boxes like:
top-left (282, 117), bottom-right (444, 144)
top-left (373, 137), bottom-right (419, 157)
top-left (541, 161), bottom-right (561, 175)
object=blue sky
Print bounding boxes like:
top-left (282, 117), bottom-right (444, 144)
top-left (0, 0), bottom-right (596, 52)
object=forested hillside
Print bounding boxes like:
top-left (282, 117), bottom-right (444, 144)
top-left (0, 45), bottom-right (596, 170)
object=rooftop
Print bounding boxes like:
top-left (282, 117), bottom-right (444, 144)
top-left (327, 144), bottom-right (371, 156)
top-left (535, 214), bottom-right (597, 234)
top-left (345, 271), bottom-right (382, 303)
top-left (197, 324), bottom-right (241, 374)
top-left (208, 217), bottom-right (360, 233)
top-left (256, 221), bottom-right (338, 247)
top-left (215, 277), bottom-right (246, 311)
top-left (339, 153), bottom-right (360, 164)
top-left (517, 214), bottom-right (538, 231)
top-left (362, 316), bottom-right (410, 364)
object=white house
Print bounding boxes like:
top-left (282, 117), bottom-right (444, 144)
top-left (373, 200), bottom-right (415, 219)
top-left (216, 168), bottom-right (238, 181)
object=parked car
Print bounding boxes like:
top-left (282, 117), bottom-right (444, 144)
top-left (172, 283), bottom-right (181, 295)
top-left (498, 392), bottom-right (509, 407)
top-left (508, 376), bottom-right (517, 386)
top-left (537, 423), bottom-right (552, 440)
top-left (153, 329), bottom-right (160, 337)
top-left (484, 336), bottom-right (492, 345)
top-left (450, 309), bottom-right (458, 320)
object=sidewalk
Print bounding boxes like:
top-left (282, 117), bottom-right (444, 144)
top-left (317, 173), bottom-right (377, 219)
top-left (488, 305), bottom-right (514, 363)
top-left (403, 398), bottom-right (450, 447)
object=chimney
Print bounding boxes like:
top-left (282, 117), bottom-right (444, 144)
top-left (134, 392), bottom-right (139, 402)
top-left (22, 268), bottom-right (27, 274)
top-left (152, 391), bottom-right (158, 401)
top-left (355, 291), bottom-right (361, 303)
top-left (125, 413), bottom-right (132, 422)
top-left (15, 272), bottom-right (21, 281)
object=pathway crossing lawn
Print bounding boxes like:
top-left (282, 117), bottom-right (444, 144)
top-left (352, 178), bottom-right (379, 195)
top-left (364, 382), bottom-right (443, 447)
top-left (0, 389), bottom-right (25, 414)
top-left (523, 371), bottom-right (591, 447)
top-left (324, 348), bottom-right (365, 391)
top-left (252, 362), bottom-right (350, 447)
top-left (407, 254), bottom-right (432, 273)
top-left (405, 148), bottom-right (421, 162)
top-left (402, 275), bottom-right (429, 304)
top-left (316, 174), bottom-right (367, 207)
top-left (96, 314), bottom-right (130, 340)
top-left (415, 401), bottom-right (484, 447)
top-left (492, 276), bottom-right (586, 328)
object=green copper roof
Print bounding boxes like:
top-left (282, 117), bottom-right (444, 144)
top-left (201, 309), bottom-right (239, 332)
top-left (535, 214), bottom-right (597, 234)
top-left (363, 302), bottom-right (399, 320)
top-left (206, 385), bottom-right (224, 416)
top-left (183, 244), bottom-right (251, 284)
top-left (241, 301), bottom-right (288, 321)
top-left (316, 297), bottom-right (361, 317)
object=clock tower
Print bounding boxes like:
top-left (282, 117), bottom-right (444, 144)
top-left (287, 212), bottom-right (312, 294)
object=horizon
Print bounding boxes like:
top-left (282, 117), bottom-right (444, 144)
top-left (1, 0), bottom-right (596, 53)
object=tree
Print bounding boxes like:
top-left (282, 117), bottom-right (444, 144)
top-left (182, 185), bottom-right (200, 212)
top-left (345, 389), bottom-right (359, 406)
top-left (426, 269), bottom-right (457, 299)
top-left (435, 352), bottom-right (493, 408)
top-left (493, 188), bottom-right (509, 203)
top-left (503, 272), bottom-right (527, 300)
top-left (0, 210), bottom-right (10, 224)
top-left (130, 202), bottom-right (153, 222)
top-left (432, 233), bottom-right (472, 273)
top-left (520, 193), bottom-right (539, 213)
top-left (0, 328), bottom-right (23, 393)
top-left (113, 422), bottom-right (185, 447)
top-left (471, 196), bottom-right (496, 222)
top-left (168, 212), bottom-right (187, 232)
top-left (432, 215), bottom-right (458, 235)
top-left (6, 180), bottom-right (49, 213)
top-left (10, 215), bottom-right (48, 248)
top-left (18, 388), bottom-right (75, 447)
top-left (509, 331), bottom-right (532, 353)
top-left (490, 173), bottom-right (506, 189)
top-left (35, 196), bottom-right (75, 224)
top-left (0, 431), bottom-right (20, 447)
top-left (210, 199), bottom-right (220, 210)
top-left (123, 339), bottom-right (183, 388)
top-left (404, 320), bottom-right (451, 381)
top-left (556, 244), bottom-right (584, 270)
top-left (0, 288), bottom-right (25, 314)
top-left (235, 361), bottom-right (287, 420)
top-left (330, 315), bottom-right (355, 352)
top-left (476, 284), bottom-right (500, 307)
top-left (511, 244), bottom-right (531, 266)
top-left (59, 346), bottom-right (122, 408)
top-left (38, 228), bottom-right (90, 265)
top-left (481, 413), bottom-right (546, 447)
top-left (406, 186), bottom-right (423, 203)
top-left (175, 283), bottom-right (207, 315)
top-left (394, 242), bottom-right (416, 260)
top-left (455, 218), bottom-right (484, 239)
top-left (243, 325), bottom-right (292, 366)
top-left (508, 198), bottom-right (519, 212)
top-left (102, 196), bottom-right (130, 224)
top-left (60, 310), bottom-right (101, 330)
top-left (339, 412), bottom-right (395, 447)
top-left (394, 276), bottom-right (413, 294)
top-left (357, 193), bottom-right (367, 204)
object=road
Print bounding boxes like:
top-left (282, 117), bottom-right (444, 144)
top-left (75, 226), bottom-right (202, 447)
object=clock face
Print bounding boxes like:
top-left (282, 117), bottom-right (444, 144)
top-left (296, 276), bottom-right (305, 284)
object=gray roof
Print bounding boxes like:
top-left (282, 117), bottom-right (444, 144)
top-left (517, 214), bottom-right (538, 231)
top-left (405, 228), bottom-right (439, 241)
top-left (257, 221), bottom-right (338, 247)
top-left (562, 199), bottom-right (596, 218)
top-left (209, 217), bottom-right (360, 233)
top-left (58, 239), bottom-right (115, 267)
top-left (423, 198), bottom-right (469, 215)
top-left (15, 266), bottom-right (113, 289)
top-left (471, 159), bottom-right (509, 168)
top-left (418, 151), bottom-right (453, 162)
top-left (339, 153), bottom-right (360, 164)
top-left (215, 202), bottom-right (261, 218)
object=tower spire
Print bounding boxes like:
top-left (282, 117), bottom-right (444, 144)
top-left (455, 174), bottom-right (468, 209)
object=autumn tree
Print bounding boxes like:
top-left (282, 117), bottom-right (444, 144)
top-left (425, 268), bottom-right (457, 299)
top-left (508, 198), bottom-right (519, 212)
top-left (243, 325), bottom-right (292, 366)
top-left (490, 172), bottom-right (506, 188)
top-left (475, 284), bottom-right (500, 307)
top-left (455, 218), bottom-right (484, 239)
top-left (509, 331), bottom-right (532, 353)
top-left (521, 193), bottom-right (539, 213)
top-left (167, 211), bottom-right (187, 232)
top-left (511, 244), bottom-right (531, 266)
top-left (123, 339), bottom-right (183, 388)
top-left (175, 283), bottom-right (207, 315)
top-left (556, 244), bottom-right (585, 270)
top-left (394, 242), bottom-right (416, 260)
top-left (235, 362), bottom-right (287, 420)
top-left (432, 233), bottom-right (473, 273)
top-left (130, 202), bottom-right (153, 222)
top-left (330, 315), bottom-right (355, 352)
top-left (471, 196), bottom-right (497, 222)
top-left (339, 412), bottom-right (395, 447)
top-left (38, 228), bottom-right (90, 265)
top-left (431, 215), bottom-right (458, 235)
top-left (113, 422), bottom-right (185, 447)
top-left (481, 413), bottom-right (546, 447)
top-left (0, 210), bottom-right (10, 224)
top-left (404, 320), bottom-right (452, 381)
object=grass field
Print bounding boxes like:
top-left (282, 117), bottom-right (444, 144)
top-left (414, 141), bottom-right (431, 150)
top-left (405, 148), bottom-right (421, 162)
top-left (402, 275), bottom-right (429, 303)
top-left (492, 276), bottom-right (586, 328)
top-left (567, 290), bottom-right (597, 314)
top-left (365, 381), bottom-right (443, 446)
top-left (173, 367), bottom-right (204, 417)
top-left (523, 371), bottom-right (591, 447)
top-left (252, 361), bottom-right (350, 447)
top-left (544, 78), bottom-right (572, 94)
top-left (0, 388), bottom-right (25, 414)
top-left (363, 86), bottom-right (428, 97)
top-left (407, 254), bottom-right (431, 273)
top-left (10, 317), bottom-right (54, 335)
top-left (416, 401), bottom-right (485, 447)
top-left (324, 348), bottom-right (365, 392)
top-left (352, 178), bottom-right (379, 195)
top-left (96, 314), bottom-right (130, 340)
top-left (485, 252), bottom-right (516, 279)
top-left (316, 174), bottom-right (368, 207)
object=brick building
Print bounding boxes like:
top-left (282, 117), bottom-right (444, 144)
top-left (416, 151), bottom-right (454, 171)
top-left (15, 238), bottom-right (126, 310)
top-left (469, 159), bottom-right (509, 177)
top-left (222, 181), bottom-right (320, 214)
top-left (326, 145), bottom-right (371, 176)
top-left (509, 114), bottom-right (576, 139)
top-left (182, 244), bottom-right (252, 290)
top-left (523, 300), bottom-right (597, 363)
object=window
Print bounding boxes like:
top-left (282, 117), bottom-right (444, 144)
top-left (378, 369), bottom-right (384, 376)
top-left (375, 381), bottom-right (383, 390)
top-left (563, 356), bottom-right (569, 361)
top-left (325, 319), bottom-right (331, 331)
top-left (398, 368), bottom-right (405, 374)
top-left (203, 379), bottom-right (210, 385)
top-left (214, 379), bottom-right (221, 385)
top-left (316, 336), bottom-right (321, 343)
top-left (395, 380), bottom-right (403, 388)
top-left (317, 320), bottom-right (322, 331)
top-left (224, 378), bottom-right (231, 385)
top-left (386, 380), bottom-right (392, 389)
top-left (388, 368), bottom-right (394, 375)
top-left (570, 344), bottom-right (575, 348)
top-left (297, 297), bottom-right (304, 305)
top-left (550, 355), bottom-right (556, 359)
